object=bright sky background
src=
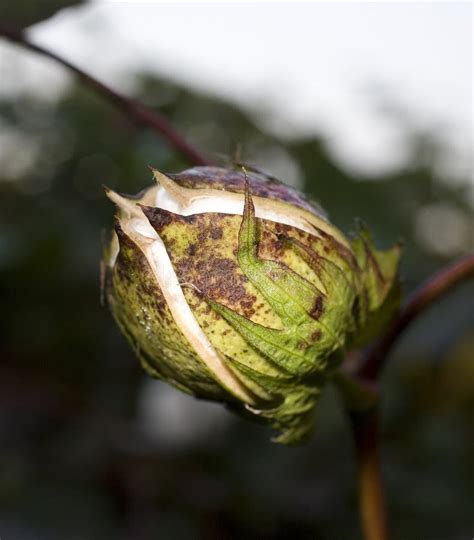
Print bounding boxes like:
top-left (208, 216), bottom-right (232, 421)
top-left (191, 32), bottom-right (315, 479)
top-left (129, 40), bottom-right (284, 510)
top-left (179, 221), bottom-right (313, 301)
top-left (1, 1), bottom-right (472, 181)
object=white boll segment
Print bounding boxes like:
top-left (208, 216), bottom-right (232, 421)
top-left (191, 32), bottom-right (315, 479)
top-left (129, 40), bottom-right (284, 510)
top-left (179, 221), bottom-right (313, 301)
top-left (152, 169), bottom-right (349, 246)
top-left (155, 184), bottom-right (316, 235)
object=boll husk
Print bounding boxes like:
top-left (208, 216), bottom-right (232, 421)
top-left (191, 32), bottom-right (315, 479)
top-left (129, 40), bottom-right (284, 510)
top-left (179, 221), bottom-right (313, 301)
top-left (104, 166), bottom-right (401, 444)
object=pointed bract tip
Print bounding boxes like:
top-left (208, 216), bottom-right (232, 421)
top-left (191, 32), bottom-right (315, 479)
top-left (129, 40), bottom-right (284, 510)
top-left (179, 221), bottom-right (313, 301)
top-left (151, 167), bottom-right (168, 184)
top-left (151, 168), bottom-right (176, 190)
top-left (105, 188), bottom-right (142, 218)
top-left (151, 168), bottom-right (192, 210)
top-left (148, 165), bottom-right (163, 181)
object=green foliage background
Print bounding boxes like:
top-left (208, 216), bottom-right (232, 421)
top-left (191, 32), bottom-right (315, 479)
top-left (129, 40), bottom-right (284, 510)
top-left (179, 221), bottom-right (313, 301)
top-left (0, 4), bottom-right (473, 538)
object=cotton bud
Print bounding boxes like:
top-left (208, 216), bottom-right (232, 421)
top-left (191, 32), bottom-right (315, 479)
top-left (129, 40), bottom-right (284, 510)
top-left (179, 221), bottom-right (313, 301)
top-left (104, 166), bottom-right (400, 444)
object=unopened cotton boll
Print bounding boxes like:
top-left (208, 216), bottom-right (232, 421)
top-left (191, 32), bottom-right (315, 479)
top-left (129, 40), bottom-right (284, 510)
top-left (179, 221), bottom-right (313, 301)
top-left (104, 166), bottom-right (401, 444)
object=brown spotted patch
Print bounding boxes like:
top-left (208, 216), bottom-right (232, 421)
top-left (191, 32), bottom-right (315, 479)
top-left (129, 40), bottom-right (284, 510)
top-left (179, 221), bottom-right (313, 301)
top-left (109, 222), bottom-right (230, 400)
top-left (262, 220), bottom-right (358, 289)
top-left (310, 295), bottom-right (325, 320)
top-left (186, 243), bottom-right (197, 256)
top-left (141, 205), bottom-right (191, 232)
top-left (145, 210), bottom-right (285, 331)
top-left (176, 256), bottom-right (257, 318)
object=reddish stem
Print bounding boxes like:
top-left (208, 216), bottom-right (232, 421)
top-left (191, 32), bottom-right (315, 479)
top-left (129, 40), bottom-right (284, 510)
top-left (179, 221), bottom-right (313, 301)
top-left (357, 253), bottom-right (474, 381)
top-left (0, 28), bottom-right (210, 167)
top-left (348, 252), bottom-right (474, 539)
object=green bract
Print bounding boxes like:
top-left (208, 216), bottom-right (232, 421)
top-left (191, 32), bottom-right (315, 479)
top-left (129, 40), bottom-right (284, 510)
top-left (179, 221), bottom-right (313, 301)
top-left (104, 166), bottom-right (400, 444)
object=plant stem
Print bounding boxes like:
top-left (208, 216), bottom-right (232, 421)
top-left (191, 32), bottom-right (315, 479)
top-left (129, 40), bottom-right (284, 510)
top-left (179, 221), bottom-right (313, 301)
top-left (356, 252), bottom-right (474, 380)
top-left (345, 252), bottom-right (474, 539)
top-left (350, 410), bottom-right (388, 540)
top-left (0, 28), bottom-right (210, 167)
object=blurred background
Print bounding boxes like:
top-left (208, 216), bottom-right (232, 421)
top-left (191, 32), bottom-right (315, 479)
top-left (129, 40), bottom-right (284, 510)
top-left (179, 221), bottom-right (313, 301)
top-left (0, 1), bottom-right (473, 539)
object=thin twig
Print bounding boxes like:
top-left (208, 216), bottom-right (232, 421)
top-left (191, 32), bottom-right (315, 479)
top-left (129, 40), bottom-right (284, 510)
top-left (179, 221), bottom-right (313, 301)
top-left (0, 28), bottom-right (210, 166)
top-left (357, 252), bottom-right (474, 381)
